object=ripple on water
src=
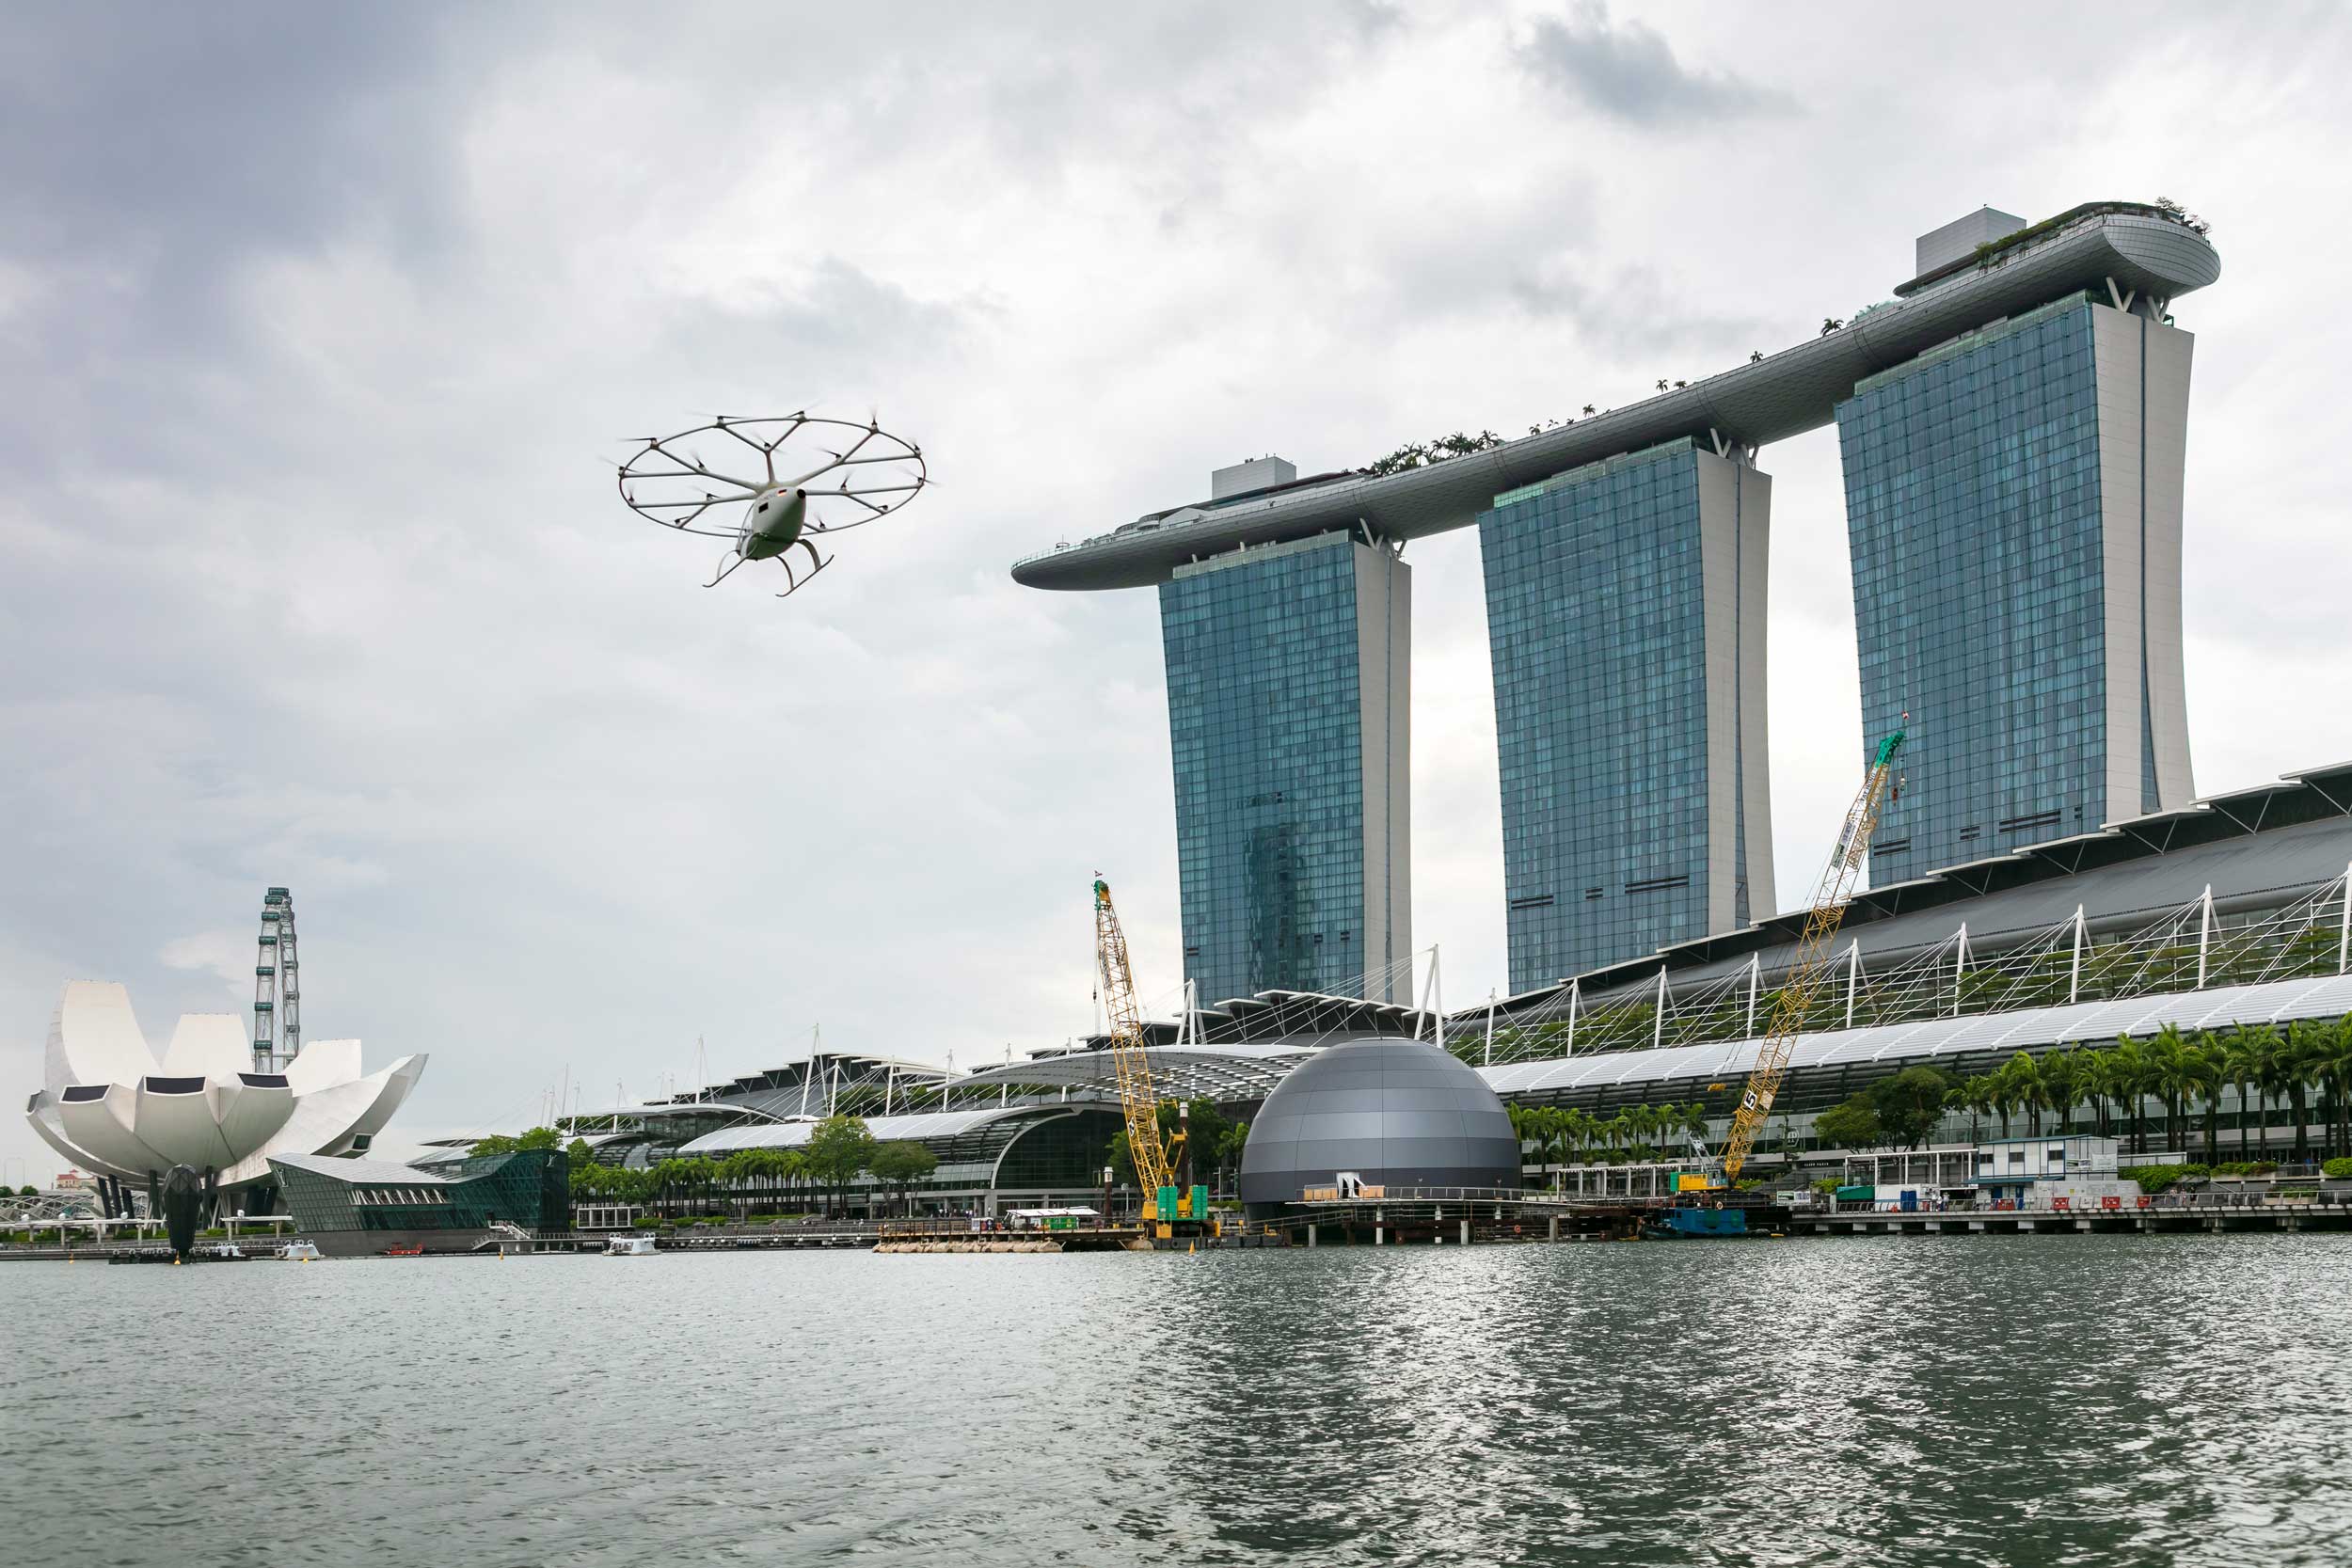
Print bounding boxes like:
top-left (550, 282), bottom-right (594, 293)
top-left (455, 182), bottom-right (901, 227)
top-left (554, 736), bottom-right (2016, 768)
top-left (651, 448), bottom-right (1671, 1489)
top-left (5, 1235), bottom-right (2352, 1566)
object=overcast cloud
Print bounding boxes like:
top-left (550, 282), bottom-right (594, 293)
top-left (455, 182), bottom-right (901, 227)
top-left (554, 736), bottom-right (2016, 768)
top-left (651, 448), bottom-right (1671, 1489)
top-left (6, 1), bottom-right (2349, 1180)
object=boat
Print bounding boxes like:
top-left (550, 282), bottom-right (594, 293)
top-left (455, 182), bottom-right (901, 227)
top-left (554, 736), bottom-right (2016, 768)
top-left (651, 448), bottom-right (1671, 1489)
top-left (379, 1243), bottom-right (425, 1257)
top-left (277, 1241), bottom-right (323, 1261)
top-left (606, 1233), bottom-right (659, 1256)
top-left (1642, 1207), bottom-right (1751, 1240)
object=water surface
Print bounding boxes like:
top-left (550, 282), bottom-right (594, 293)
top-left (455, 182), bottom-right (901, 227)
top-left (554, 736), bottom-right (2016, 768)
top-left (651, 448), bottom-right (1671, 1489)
top-left (6, 1235), bottom-right (2349, 1566)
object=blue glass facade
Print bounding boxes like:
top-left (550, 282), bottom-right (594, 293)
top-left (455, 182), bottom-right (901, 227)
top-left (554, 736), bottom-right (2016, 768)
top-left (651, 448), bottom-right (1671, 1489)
top-left (1480, 439), bottom-right (1772, 989)
top-left (1839, 293), bottom-right (2146, 881)
top-left (1160, 532), bottom-right (1408, 1005)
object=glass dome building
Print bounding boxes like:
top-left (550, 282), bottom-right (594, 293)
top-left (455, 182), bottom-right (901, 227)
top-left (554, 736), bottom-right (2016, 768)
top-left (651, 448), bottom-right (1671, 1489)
top-left (1237, 1037), bottom-right (1520, 1214)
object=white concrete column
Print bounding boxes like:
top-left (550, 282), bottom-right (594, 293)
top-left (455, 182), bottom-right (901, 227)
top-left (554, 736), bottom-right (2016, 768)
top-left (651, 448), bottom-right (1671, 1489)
top-left (2339, 863), bottom-right (2352, 975)
top-left (2197, 884), bottom-right (2214, 990)
top-left (1954, 924), bottom-right (1969, 1017)
top-left (2070, 905), bottom-right (2086, 1005)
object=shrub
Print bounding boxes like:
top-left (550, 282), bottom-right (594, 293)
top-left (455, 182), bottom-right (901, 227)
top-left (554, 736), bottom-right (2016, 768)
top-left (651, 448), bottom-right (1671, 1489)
top-left (2323, 1158), bottom-right (2352, 1180)
top-left (2278, 1189), bottom-right (2319, 1202)
top-left (1810, 1178), bottom-right (1839, 1195)
top-left (2122, 1164), bottom-right (2208, 1195)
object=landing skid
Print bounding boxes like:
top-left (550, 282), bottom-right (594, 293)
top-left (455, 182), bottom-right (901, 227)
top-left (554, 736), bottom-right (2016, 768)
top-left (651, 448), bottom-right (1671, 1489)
top-left (773, 539), bottom-right (834, 599)
top-left (704, 549), bottom-right (750, 589)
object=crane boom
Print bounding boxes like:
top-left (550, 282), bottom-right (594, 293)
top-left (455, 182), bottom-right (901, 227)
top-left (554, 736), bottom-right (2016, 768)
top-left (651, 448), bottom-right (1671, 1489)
top-left (1720, 724), bottom-right (1906, 1181)
top-left (1092, 878), bottom-right (1182, 1199)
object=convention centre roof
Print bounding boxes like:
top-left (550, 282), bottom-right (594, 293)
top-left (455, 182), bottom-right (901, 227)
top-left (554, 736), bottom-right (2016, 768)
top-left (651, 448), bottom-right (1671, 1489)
top-left (1483, 970), bottom-right (2352, 1105)
top-left (958, 1042), bottom-right (1327, 1102)
top-left (1491, 759), bottom-right (2352, 1016)
top-left (678, 1104), bottom-right (1057, 1155)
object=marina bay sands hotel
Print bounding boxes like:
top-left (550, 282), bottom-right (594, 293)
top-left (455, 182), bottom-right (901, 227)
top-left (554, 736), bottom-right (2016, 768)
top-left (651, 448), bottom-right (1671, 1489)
top-left (1013, 200), bottom-right (2219, 1005)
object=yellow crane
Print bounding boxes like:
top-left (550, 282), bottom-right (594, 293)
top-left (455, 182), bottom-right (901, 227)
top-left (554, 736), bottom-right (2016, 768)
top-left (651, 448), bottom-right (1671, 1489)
top-left (1719, 721), bottom-right (1907, 1182)
top-left (1092, 877), bottom-right (1190, 1222)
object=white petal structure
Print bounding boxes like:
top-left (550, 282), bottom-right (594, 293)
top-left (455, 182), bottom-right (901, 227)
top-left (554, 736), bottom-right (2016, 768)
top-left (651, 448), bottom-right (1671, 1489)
top-left (23, 980), bottom-right (427, 1190)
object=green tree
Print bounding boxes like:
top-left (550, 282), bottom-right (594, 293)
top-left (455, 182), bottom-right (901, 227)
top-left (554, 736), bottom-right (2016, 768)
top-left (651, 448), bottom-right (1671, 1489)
top-left (2243, 1022), bottom-right (2285, 1162)
top-left (2287, 1019), bottom-right (2330, 1164)
top-left (1179, 1098), bottom-right (1236, 1191)
top-left (2002, 1052), bottom-right (2046, 1137)
top-left (1215, 1119), bottom-right (1251, 1193)
top-left (803, 1116), bottom-right (877, 1216)
top-left (2218, 1026), bottom-right (2260, 1162)
top-left (469, 1124), bottom-right (563, 1158)
top-left (867, 1141), bottom-right (939, 1215)
top-left (1958, 1074), bottom-right (1996, 1144)
top-left (2040, 1049), bottom-right (2082, 1134)
top-left (2189, 1032), bottom-right (2226, 1167)
top-left (2153, 1023), bottom-right (2202, 1154)
top-left (1869, 1066), bottom-right (1957, 1148)
top-left (2319, 1016), bottom-right (2352, 1160)
top-left (1813, 1096), bottom-right (1882, 1150)
top-left (2109, 1034), bottom-right (2152, 1155)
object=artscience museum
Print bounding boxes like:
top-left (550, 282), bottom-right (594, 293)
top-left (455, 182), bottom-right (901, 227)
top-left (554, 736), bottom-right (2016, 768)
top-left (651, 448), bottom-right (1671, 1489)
top-left (24, 979), bottom-right (426, 1217)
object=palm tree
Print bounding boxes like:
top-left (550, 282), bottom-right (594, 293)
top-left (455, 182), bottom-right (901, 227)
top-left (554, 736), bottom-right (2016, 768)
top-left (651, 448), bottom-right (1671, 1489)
top-left (2189, 1033), bottom-right (2226, 1166)
top-left (1581, 404), bottom-right (1596, 416)
top-left (2287, 1019), bottom-right (2332, 1165)
top-left (2218, 1026), bottom-right (2260, 1162)
top-left (2108, 1034), bottom-right (2152, 1155)
top-left (2152, 1024), bottom-right (2194, 1153)
top-left (2074, 1049), bottom-right (2108, 1138)
top-left (2041, 1050), bottom-right (2080, 1134)
top-left (1655, 378), bottom-right (1670, 393)
top-left (2154, 1024), bottom-right (2192, 1161)
top-left (1607, 1111), bottom-right (1635, 1160)
top-left (2321, 1017), bottom-right (2352, 1160)
top-left (1989, 1068), bottom-right (2017, 1139)
top-left (2003, 1052), bottom-right (2044, 1137)
top-left (2241, 1022), bottom-right (2284, 1163)
top-left (1959, 1075), bottom-right (1995, 1143)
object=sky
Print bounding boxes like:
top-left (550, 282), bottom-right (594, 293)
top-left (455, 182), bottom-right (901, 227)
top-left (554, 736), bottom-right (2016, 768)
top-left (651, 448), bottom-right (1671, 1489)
top-left (6, 1), bottom-right (2350, 1182)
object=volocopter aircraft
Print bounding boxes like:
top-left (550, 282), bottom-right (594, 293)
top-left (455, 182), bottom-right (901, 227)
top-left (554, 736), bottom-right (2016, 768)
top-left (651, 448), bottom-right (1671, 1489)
top-left (616, 412), bottom-right (930, 598)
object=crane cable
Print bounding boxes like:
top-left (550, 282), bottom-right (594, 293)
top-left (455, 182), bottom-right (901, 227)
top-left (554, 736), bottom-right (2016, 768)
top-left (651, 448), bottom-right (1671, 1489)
top-left (1720, 723), bottom-right (1906, 1181)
